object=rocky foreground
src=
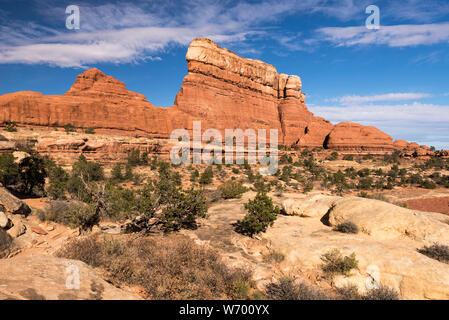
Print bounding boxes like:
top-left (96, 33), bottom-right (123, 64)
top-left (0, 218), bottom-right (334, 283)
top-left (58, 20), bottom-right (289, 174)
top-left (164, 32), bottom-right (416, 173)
top-left (1, 182), bottom-right (449, 299)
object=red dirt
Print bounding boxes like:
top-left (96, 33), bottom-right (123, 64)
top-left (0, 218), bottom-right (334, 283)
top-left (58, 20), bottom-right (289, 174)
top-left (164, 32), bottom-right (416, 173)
top-left (407, 197), bottom-right (449, 215)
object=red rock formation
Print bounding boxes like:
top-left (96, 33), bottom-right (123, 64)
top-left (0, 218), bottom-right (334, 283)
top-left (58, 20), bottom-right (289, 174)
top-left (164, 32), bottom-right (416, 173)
top-left (324, 122), bottom-right (394, 152)
top-left (174, 38), bottom-right (333, 146)
top-left (394, 140), bottom-right (435, 157)
top-left (35, 137), bottom-right (163, 165)
top-left (0, 37), bottom-right (435, 155)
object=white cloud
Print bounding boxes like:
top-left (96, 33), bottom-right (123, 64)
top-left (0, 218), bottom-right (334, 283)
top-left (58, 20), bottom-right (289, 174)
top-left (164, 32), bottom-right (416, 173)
top-left (309, 102), bottom-right (449, 149)
top-left (333, 93), bottom-right (432, 104)
top-left (0, 0), bottom-right (390, 67)
top-left (317, 22), bottom-right (449, 47)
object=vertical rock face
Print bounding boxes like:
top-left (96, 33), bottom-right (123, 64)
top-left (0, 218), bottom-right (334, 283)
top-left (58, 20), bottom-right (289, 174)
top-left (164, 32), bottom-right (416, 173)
top-left (173, 38), bottom-right (333, 146)
top-left (0, 37), bottom-right (429, 153)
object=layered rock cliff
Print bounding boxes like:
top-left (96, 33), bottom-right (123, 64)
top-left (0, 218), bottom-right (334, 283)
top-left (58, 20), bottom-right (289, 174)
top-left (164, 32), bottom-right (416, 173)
top-left (0, 37), bottom-right (433, 154)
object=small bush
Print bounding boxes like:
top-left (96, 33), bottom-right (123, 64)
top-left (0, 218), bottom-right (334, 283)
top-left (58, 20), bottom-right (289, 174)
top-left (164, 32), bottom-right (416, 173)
top-left (321, 249), bottom-right (358, 277)
top-left (57, 234), bottom-right (255, 300)
top-left (110, 163), bottom-right (124, 182)
top-left (85, 127), bottom-right (96, 134)
top-left (4, 121), bottom-right (17, 132)
top-left (64, 123), bottom-right (76, 133)
top-left (342, 155), bottom-right (354, 161)
top-left (337, 284), bottom-right (361, 300)
top-left (218, 181), bottom-right (248, 199)
top-left (418, 243), bottom-right (449, 263)
top-left (38, 201), bottom-right (98, 229)
top-left (199, 166), bottom-right (214, 185)
top-left (160, 188), bottom-right (208, 232)
top-left (235, 192), bottom-right (279, 237)
top-left (302, 181), bottom-right (314, 193)
top-left (263, 250), bottom-right (285, 264)
top-left (265, 276), bottom-right (330, 300)
top-left (334, 221), bottom-right (359, 234)
top-left (364, 285), bottom-right (399, 300)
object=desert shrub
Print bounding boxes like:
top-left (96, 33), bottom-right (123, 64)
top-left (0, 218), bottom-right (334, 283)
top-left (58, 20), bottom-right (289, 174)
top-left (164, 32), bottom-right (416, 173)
top-left (337, 281), bottom-right (399, 300)
top-left (38, 201), bottom-right (71, 223)
top-left (190, 169), bottom-right (199, 182)
top-left (110, 163), bottom-right (124, 182)
top-left (160, 188), bottom-right (208, 232)
top-left (199, 166), bottom-right (214, 185)
top-left (326, 151), bottom-right (339, 161)
top-left (421, 179), bottom-right (437, 189)
top-left (357, 168), bottom-right (371, 177)
top-left (358, 177), bottom-right (373, 190)
top-left (334, 221), bottom-right (359, 234)
top-left (263, 250), bottom-right (285, 264)
top-left (68, 155), bottom-right (104, 202)
top-left (265, 276), bottom-right (330, 300)
top-left (218, 180), bottom-right (248, 199)
top-left (279, 154), bottom-right (292, 164)
top-left (254, 179), bottom-right (271, 193)
top-left (235, 192), bottom-right (279, 237)
top-left (3, 121), bottom-right (17, 132)
top-left (363, 285), bottom-right (399, 300)
top-left (0, 153), bottom-right (20, 188)
top-left (66, 203), bottom-right (99, 230)
top-left (47, 180), bottom-right (67, 200)
top-left (321, 249), bottom-right (358, 277)
top-left (302, 181), bottom-right (314, 193)
top-left (104, 186), bottom-right (138, 220)
top-left (18, 153), bottom-right (47, 195)
top-left (280, 165), bottom-right (292, 183)
top-left (342, 155), bottom-right (354, 161)
top-left (85, 127), bottom-right (95, 134)
top-left (37, 201), bottom-right (97, 229)
top-left (57, 234), bottom-right (254, 300)
top-left (126, 149), bottom-right (147, 167)
top-left (383, 150), bottom-right (401, 164)
top-left (44, 160), bottom-right (69, 199)
top-left (232, 167), bottom-right (240, 174)
top-left (337, 284), bottom-right (361, 300)
top-left (418, 243), bottom-right (449, 263)
top-left (57, 235), bottom-right (104, 267)
top-left (344, 167), bottom-right (357, 179)
top-left (72, 154), bottom-right (104, 182)
top-left (64, 123), bottom-right (75, 133)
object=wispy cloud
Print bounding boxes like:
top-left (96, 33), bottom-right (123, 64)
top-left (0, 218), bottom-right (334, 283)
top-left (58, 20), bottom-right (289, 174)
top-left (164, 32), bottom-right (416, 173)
top-left (317, 22), bottom-right (449, 47)
top-left (309, 102), bottom-right (449, 149)
top-left (332, 92), bottom-right (432, 104)
top-left (0, 0), bottom-right (402, 68)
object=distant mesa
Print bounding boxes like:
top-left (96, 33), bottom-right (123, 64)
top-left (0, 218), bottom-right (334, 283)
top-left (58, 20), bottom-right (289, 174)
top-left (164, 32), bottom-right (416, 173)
top-left (0, 38), bottom-right (436, 156)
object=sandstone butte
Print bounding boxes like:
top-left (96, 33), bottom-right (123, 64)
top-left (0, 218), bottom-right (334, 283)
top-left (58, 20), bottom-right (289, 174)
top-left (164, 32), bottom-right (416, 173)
top-left (0, 38), bottom-right (436, 155)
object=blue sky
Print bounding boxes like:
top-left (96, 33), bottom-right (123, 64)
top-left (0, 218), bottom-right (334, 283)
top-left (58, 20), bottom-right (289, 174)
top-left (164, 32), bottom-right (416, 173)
top-left (0, 0), bottom-right (449, 149)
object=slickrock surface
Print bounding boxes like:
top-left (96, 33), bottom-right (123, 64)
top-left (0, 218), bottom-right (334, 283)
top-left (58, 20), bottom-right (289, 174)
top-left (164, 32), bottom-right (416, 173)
top-left (0, 255), bottom-right (141, 300)
top-left (0, 37), bottom-right (427, 153)
top-left (184, 191), bottom-right (449, 300)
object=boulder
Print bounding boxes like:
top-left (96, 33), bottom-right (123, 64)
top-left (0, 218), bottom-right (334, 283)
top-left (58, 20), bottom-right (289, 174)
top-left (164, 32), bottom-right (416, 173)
top-left (282, 194), bottom-right (340, 217)
top-left (326, 197), bottom-right (449, 242)
top-left (0, 228), bottom-right (12, 258)
top-left (0, 187), bottom-right (31, 216)
top-left (0, 255), bottom-right (141, 299)
top-left (6, 215), bottom-right (26, 238)
top-left (0, 211), bottom-right (12, 229)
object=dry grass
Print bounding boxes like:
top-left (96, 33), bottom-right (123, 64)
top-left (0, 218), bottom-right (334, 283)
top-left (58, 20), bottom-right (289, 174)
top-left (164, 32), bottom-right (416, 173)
top-left (57, 233), bottom-right (254, 300)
